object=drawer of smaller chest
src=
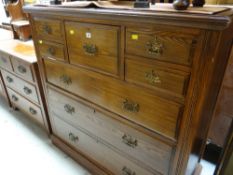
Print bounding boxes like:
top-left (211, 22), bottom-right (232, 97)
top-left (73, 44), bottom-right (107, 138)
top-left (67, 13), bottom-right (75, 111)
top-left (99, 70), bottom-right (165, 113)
top-left (2, 70), bottom-right (39, 104)
top-left (0, 51), bottom-right (13, 71)
top-left (37, 41), bottom-right (66, 62)
top-left (7, 88), bottom-right (43, 124)
top-left (33, 18), bottom-right (62, 42)
top-left (48, 87), bottom-right (172, 175)
top-left (126, 27), bottom-right (199, 66)
top-left (65, 22), bottom-right (119, 76)
top-left (0, 82), bottom-right (3, 95)
top-left (51, 116), bottom-right (155, 175)
top-left (11, 58), bottom-right (33, 81)
top-left (125, 59), bottom-right (190, 97)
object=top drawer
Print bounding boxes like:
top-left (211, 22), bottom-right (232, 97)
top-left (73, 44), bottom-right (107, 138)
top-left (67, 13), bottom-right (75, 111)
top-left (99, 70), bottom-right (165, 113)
top-left (11, 58), bottom-right (33, 81)
top-left (0, 51), bottom-right (13, 71)
top-left (126, 27), bottom-right (199, 66)
top-left (33, 18), bottom-right (62, 43)
top-left (65, 22), bottom-right (119, 76)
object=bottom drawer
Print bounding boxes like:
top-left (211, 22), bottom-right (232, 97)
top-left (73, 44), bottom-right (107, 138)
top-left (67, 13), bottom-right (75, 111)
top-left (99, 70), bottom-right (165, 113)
top-left (51, 116), bottom-right (155, 175)
top-left (7, 88), bottom-right (44, 125)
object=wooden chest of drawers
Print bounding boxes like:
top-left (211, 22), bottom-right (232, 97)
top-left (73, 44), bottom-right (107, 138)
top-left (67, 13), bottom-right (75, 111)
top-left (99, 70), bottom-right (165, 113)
top-left (25, 4), bottom-right (233, 175)
top-left (0, 40), bottom-right (50, 132)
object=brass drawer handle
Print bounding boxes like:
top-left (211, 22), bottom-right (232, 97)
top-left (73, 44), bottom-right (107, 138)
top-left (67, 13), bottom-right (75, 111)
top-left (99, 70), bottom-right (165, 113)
top-left (43, 25), bottom-right (52, 34)
top-left (18, 65), bottom-right (27, 74)
top-left (122, 166), bottom-right (136, 175)
top-left (29, 107), bottom-right (37, 115)
top-left (122, 134), bottom-right (138, 148)
top-left (60, 74), bottom-right (72, 86)
top-left (69, 132), bottom-right (79, 142)
top-left (123, 99), bottom-right (139, 113)
top-left (23, 86), bottom-right (32, 95)
top-left (83, 43), bottom-right (98, 56)
top-left (145, 70), bottom-right (161, 84)
top-left (64, 104), bottom-right (75, 114)
top-left (11, 95), bottom-right (18, 102)
top-left (6, 76), bottom-right (13, 83)
top-left (146, 37), bottom-right (163, 55)
top-left (47, 47), bottom-right (56, 56)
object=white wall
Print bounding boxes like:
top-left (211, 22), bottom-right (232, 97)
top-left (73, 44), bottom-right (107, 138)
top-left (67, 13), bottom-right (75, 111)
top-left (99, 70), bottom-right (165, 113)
top-left (0, 1), bottom-right (7, 23)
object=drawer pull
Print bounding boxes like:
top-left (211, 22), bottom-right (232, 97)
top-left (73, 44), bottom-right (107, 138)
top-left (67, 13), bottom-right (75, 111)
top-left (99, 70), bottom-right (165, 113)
top-left (60, 74), bottom-right (72, 85)
top-left (145, 70), bottom-right (161, 84)
top-left (69, 132), bottom-right (79, 142)
top-left (83, 43), bottom-right (98, 56)
top-left (23, 86), bottom-right (32, 95)
top-left (123, 99), bottom-right (139, 113)
top-left (17, 65), bottom-right (27, 74)
top-left (122, 134), bottom-right (138, 148)
top-left (47, 47), bottom-right (56, 56)
top-left (122, 166), bottom-right (136, 175)
top-left (146, 37), bottom-right (163, 55)
top-left (64, 104), bottom-right (75, 114)
top-left (43, 25), bottom-right (52, 34)
top-left (11, 95), bottom-right (18, 102)
top-left (6, 76), bottom-right (13, 83)
top-left (29, 107), bottom-right (37, 115)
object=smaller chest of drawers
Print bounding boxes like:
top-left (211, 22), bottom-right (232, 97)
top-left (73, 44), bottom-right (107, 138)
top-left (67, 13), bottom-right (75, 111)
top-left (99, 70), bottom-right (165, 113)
top-left (0, 39), bottom-right (50, 132)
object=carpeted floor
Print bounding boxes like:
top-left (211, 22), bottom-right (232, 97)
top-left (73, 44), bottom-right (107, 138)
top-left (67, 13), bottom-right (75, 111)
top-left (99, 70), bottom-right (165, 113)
top-left (0, 98), bottom-right (90, 175)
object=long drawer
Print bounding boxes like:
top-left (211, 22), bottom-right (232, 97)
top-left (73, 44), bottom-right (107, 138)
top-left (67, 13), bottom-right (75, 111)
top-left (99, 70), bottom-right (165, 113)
top-left (2, 70), bottom-right (39, 104)
top-left (7, 88), bottom-right (44, 125)
top-left (48, 87), bottom-right (172, 175)
top-left (44, 60), bottom-right (183, 139)
top-left (51, 116), bottom-right (155, 175)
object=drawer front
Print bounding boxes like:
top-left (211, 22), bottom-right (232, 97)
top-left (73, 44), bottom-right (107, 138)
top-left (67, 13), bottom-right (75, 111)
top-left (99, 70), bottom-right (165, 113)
top-left (45, 60), bottom-right (182, 139)
top-left (66, 22), bottom-right (119, 76)
top-left (52, 116), bottom-right (155, 175)
top-left (7, 88), bottom-right (43, 124)
top-left (37, 41), bottom-right (66, 62)
top-left (48, 87), bottom-right (172, 174)
top-left (0, 51), bottom-right (13, 71)
top-left (11, 58), bottom-right (33, 81)
top-left (126, 27), bottom-right (198, 65)
top-left (33, 18), bottom-right (62, 42)
top-left (0, 82), bottom-right (3, 95)
top-left (2, 70), bottom-right (39, 104)
top-left (125, 59), bottom-right (190, 97)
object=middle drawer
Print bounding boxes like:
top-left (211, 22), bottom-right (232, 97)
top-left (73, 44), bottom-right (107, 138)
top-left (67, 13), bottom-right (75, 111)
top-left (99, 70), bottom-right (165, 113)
top-left (44, 60), bottom-right (183, 139)
top-left (2, 70), bottom-right (39, 104)
top-left (47, 87), bottom-right (173, 175)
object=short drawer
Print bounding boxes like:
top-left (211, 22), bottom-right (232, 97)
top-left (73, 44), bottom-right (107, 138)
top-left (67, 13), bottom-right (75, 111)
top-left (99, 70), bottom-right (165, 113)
top-left (2, 70), bottom-right (39, 104)
top-left (37, 41), bottom-right (66, 62)
top-left (33, 18), bottom-right (62, 42)
top-left (11, 58), bottom-right (33, 81)
top-left (125, 59), bottom-right (190, 97)
top-left (51, 116), bottom-right (155, 175)
top-left (7, 88), bottom-right (44, 124)
top-left (45, 60), bottom-right (183, 139)
top-left (0, 51), bottom-right (13, 71)
top-left (126, 27), bottom-right (199, 65)
top-left (48, 87), bottom-right (172, 175)
top-left (65, 22), bottom-right (119, 76)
